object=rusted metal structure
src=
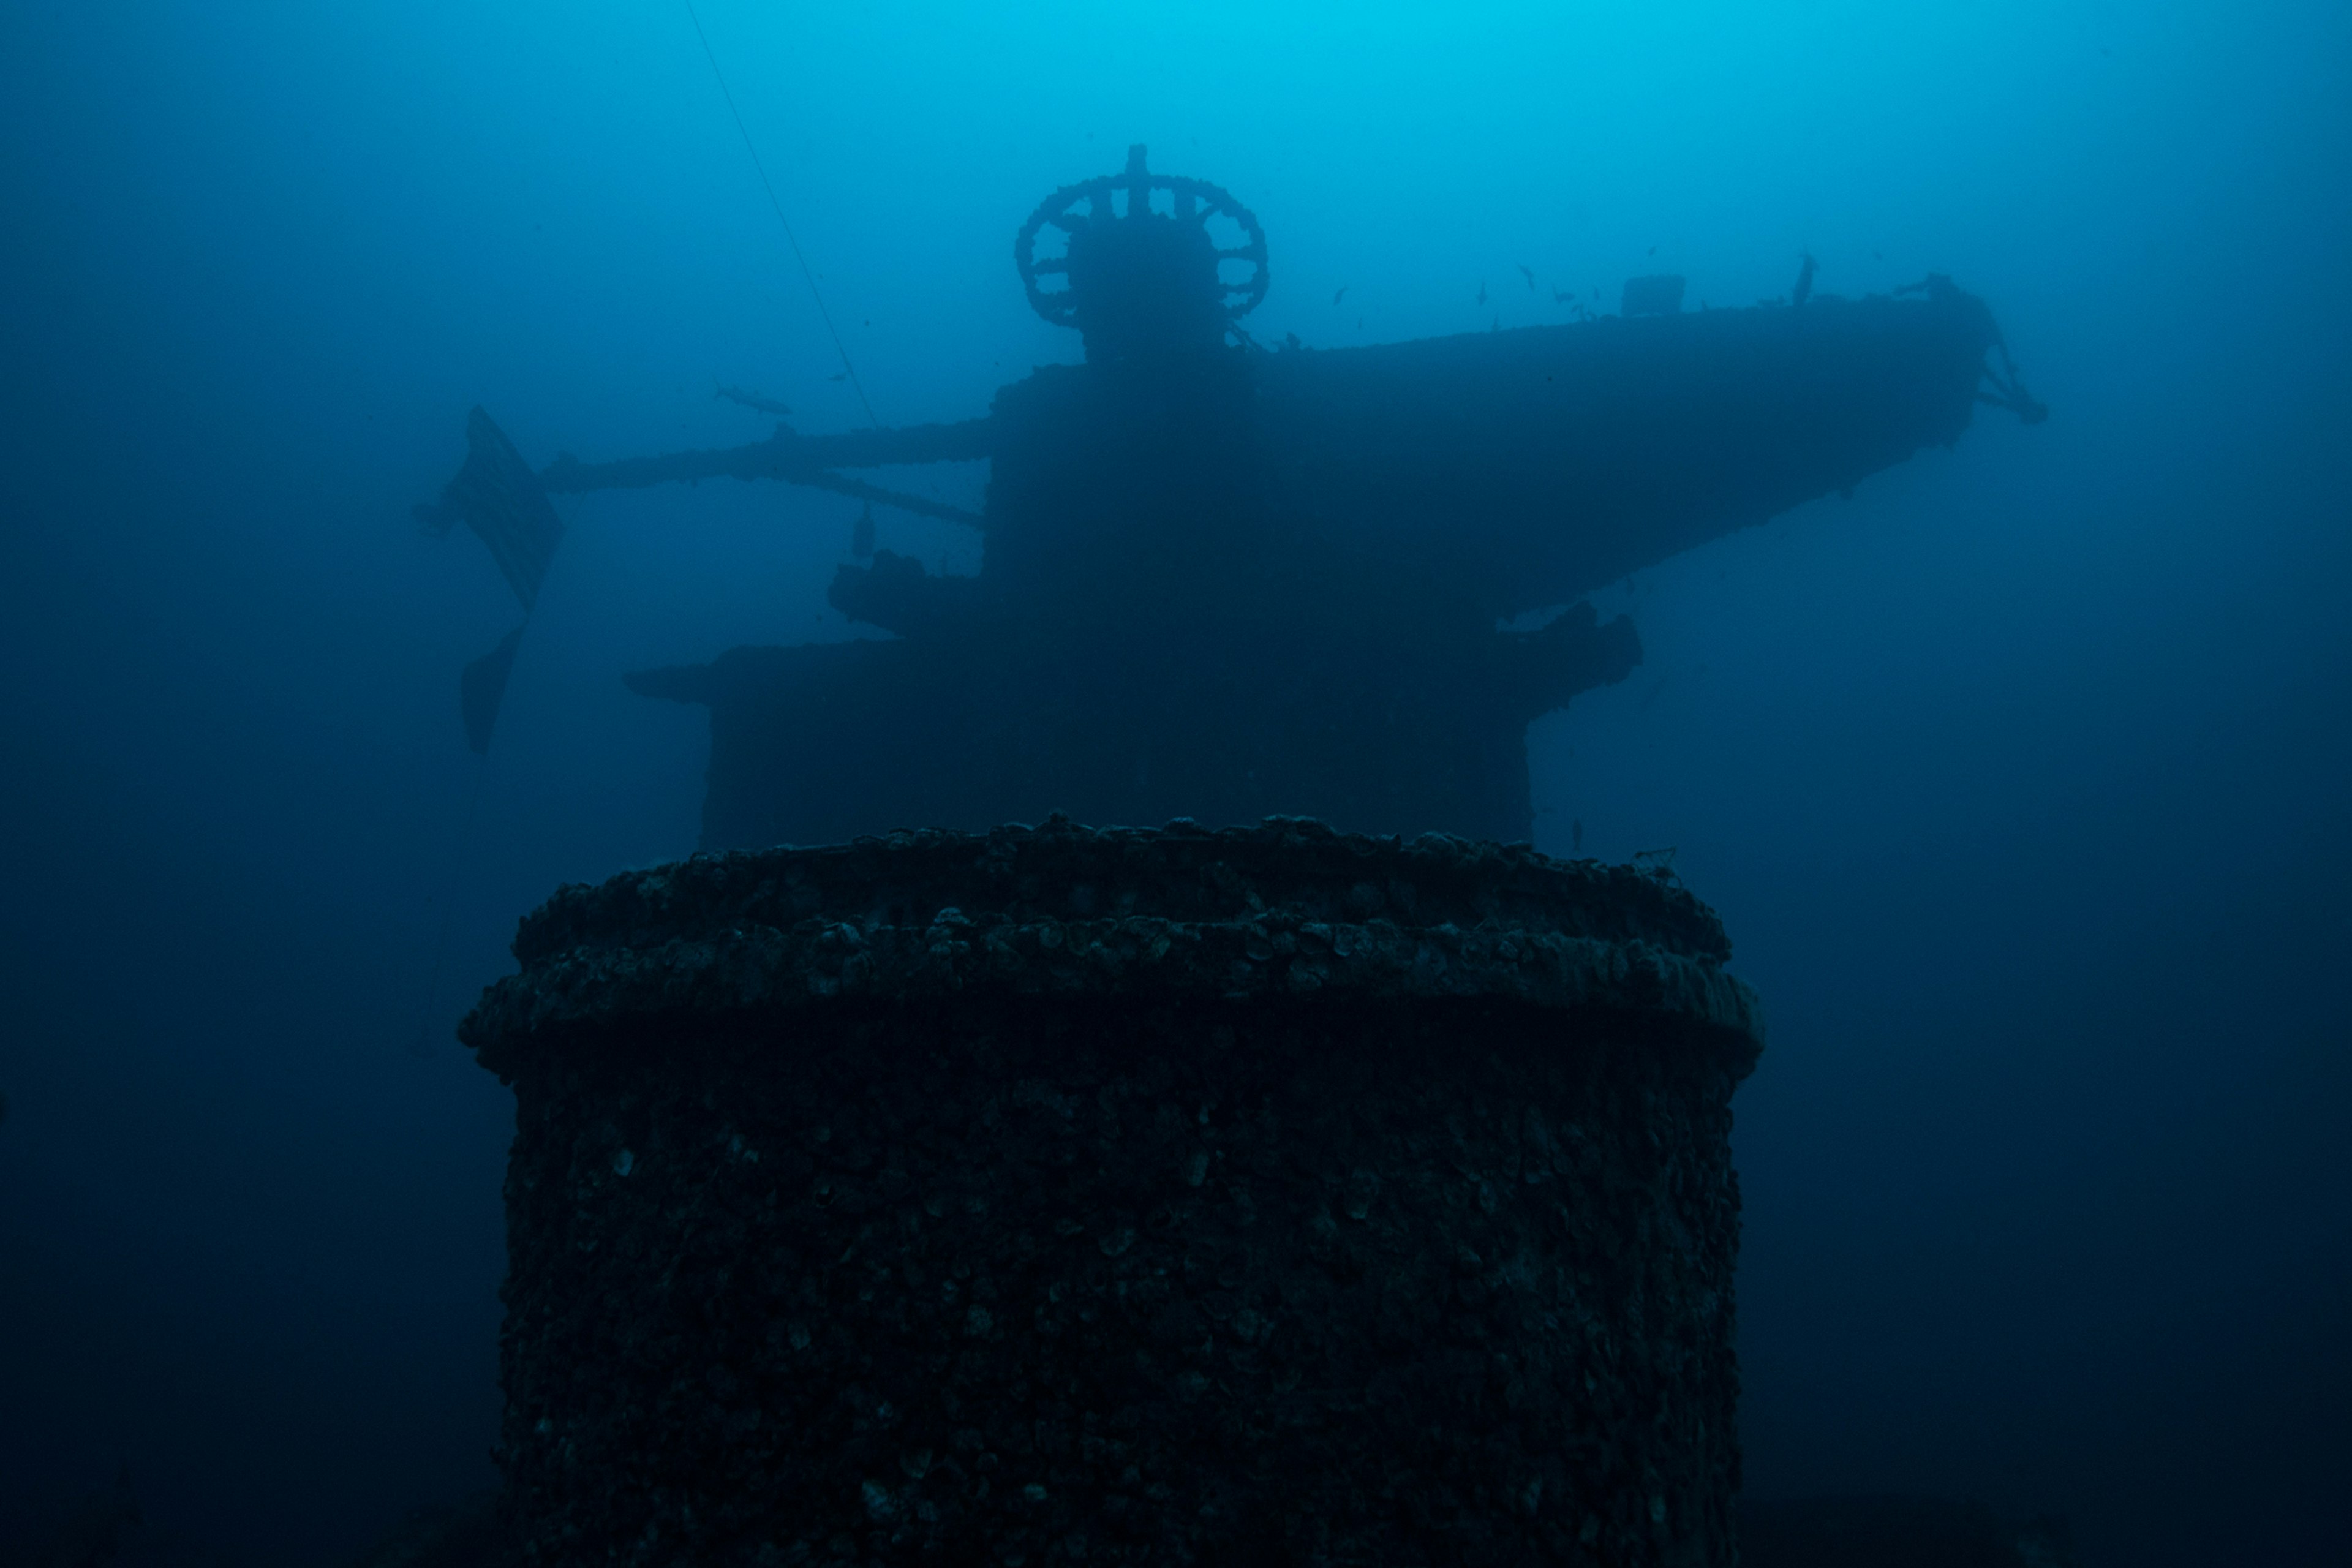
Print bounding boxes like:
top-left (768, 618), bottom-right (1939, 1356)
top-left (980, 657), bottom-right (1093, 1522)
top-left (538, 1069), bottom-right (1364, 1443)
top-left (464, 818), bottom-right (1765, 1564)
top-left (423, 145), bottom-right (2039, 847)
top-left (423, 148), bottom-right (2052, 1564)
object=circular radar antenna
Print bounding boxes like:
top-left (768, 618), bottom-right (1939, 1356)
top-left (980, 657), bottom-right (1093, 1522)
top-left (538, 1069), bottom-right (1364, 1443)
top-left (1016, 144), bottom-right (1268, 361)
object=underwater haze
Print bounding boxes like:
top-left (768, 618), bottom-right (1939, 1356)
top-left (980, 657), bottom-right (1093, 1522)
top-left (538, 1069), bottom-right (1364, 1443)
top-left (2, 2), bottom-right (2347, 1564)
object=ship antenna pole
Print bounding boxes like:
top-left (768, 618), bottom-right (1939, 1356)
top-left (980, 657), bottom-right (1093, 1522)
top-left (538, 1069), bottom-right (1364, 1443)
top-left (682, 0), bottom-right (881, 428)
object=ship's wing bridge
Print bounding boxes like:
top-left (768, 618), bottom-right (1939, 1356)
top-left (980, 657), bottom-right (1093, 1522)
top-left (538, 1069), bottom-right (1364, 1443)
top-left (504, 278), bottom-right (2033, 622)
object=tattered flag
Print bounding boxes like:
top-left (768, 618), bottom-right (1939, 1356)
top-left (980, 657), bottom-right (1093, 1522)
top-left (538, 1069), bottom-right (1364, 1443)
top-left (416, 406), bottom-right (565, 611)
top-left (461, 625), bottom-right (527, 755)
top-left (419, 407), bottom-right (565, 751)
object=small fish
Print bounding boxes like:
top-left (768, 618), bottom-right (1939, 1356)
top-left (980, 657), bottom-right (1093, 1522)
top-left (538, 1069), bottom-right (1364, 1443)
top-left (1872, 251), bottom-right (1883, 260)
top-left (715, 384), bottom-right (792, 418)
top-left (1647, 245), bottom-right (1657, 255)
top-left (1517, 263), bottom-right (1535, 290)
top-left (1476, 281), bottom-right (1488, 306)
top-left (827, 371), bottom-right (850, 383)
top-left (1332, 284), bottom-right (1349, 304)
top-left (1551, 284), bottom-right (1573, 303)
top-left (1792, 251), bottom-right (1817, 309)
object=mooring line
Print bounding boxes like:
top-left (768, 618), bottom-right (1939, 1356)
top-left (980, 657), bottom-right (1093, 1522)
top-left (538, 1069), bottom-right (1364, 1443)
top-left (682, 0), bottom-right (880, 428)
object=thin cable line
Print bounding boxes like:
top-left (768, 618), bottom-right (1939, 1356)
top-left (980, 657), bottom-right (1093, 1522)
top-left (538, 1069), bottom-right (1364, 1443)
top-left (682, 0), bottom-right (879, 428)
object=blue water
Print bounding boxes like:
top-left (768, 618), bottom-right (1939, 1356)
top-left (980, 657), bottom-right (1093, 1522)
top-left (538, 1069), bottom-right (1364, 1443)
top-left (2, 4), bottom-right (2346, 1563)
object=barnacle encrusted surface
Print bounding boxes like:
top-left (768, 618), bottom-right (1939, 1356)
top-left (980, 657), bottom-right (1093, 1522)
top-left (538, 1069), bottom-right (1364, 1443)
top-left (464, 817), bottom-right (1762, 1566)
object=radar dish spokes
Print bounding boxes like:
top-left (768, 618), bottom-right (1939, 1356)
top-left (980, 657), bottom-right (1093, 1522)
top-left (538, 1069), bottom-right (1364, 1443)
top-left (1015, 144), bottom-right (1268, 329)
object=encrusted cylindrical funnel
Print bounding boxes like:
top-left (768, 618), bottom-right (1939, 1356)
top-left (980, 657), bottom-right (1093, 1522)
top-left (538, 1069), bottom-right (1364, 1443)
top-left (463, 818), bottom-right (1762, 1566)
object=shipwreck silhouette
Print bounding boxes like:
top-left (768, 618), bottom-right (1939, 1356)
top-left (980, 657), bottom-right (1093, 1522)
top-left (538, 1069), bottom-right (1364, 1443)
top-left (424, 145), bottom-right (2041, 843)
